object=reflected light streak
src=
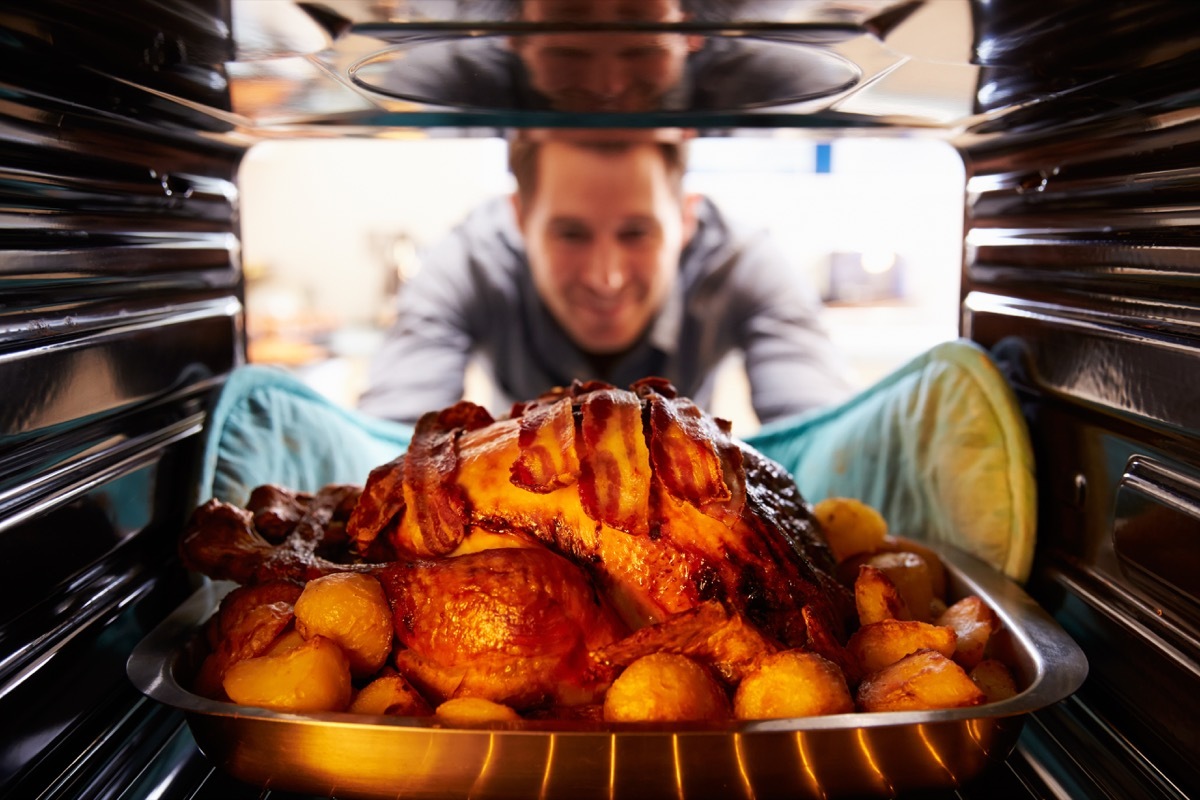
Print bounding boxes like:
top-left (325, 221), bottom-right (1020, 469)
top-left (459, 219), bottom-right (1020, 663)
top-left (966, 718), bottom-right (991, 750)
top-left (792, 732), bottom-right (825, 798)
top-left (137, 755), bottom-right (189, 800)
top-left (914, 724), bottom-right (955, 782)
top-left (672, 734), bottom-right (685, 800)
top-left (468, 733), bottom-right (499, 797)
top-left (539, 733), bottom-right (557, 799)
top-left (609, 734), bottom-right (618, 800)
top-left (854, 728), bottom-right (893, 796)
top-left (732, 733), bottom-right (756, 799)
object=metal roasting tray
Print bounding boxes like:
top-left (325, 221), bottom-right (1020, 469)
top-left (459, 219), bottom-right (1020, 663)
top-left (128, 543), bottom-right (1087, 800)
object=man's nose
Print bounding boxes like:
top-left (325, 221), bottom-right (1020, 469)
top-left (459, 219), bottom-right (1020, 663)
top-left (581, 240), bottom-right (627, 293)
top-left (582, 54), bottom-right (631, 100)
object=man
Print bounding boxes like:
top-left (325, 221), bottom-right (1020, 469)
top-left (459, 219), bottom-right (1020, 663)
top-left (357, 129), bottom-right (855, 425)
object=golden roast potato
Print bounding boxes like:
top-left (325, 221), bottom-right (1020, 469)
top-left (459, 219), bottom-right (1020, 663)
top-left (970, 658), bottom-right (1019, 703)
top-left (350, 670), bottom-right (434, 716)
top-left (223, 634), bottom-right (352, 713)
top-left (294, 571), bottom-right (393, 678)
top-left (733, 650), bottom-right (854, 719)
top-left (812, 496), bottom-right (888, 563)
top-left (603, 653), bottom-right (730, 723)
top-left (854, 564), bottom-right (910, 625)
top-left (873, 535), bottom-right (948, 600)
top-left (435, 697), bottom-right (521, 724)
top-left (936, 595), bottom-right (1000, 669)
top-left (848, 619), bottom-right (957, 676)
top-left (864, 551), bottom-right (936, 622)
top-left (193, 588), bottom-right (298, 700)
top-left (856, 648), bottom-right (986, 712)
top-left (263, 627), bottom-right (306, 655)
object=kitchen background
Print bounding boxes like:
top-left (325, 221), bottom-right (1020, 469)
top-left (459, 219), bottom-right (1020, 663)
top-left (239, 133), bottom-right (965, 436)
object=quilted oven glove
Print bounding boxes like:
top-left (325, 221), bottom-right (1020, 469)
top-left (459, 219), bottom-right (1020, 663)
top-left (193, 364), bottom-right (414, 509)
top-left (744, 338), bottom-right (1036, 582)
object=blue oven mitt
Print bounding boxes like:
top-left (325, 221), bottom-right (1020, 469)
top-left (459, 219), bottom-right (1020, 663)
top-left (193, 364), bottom-right (413, 508)
top-left (744, 338), bottom-right (1035, 581)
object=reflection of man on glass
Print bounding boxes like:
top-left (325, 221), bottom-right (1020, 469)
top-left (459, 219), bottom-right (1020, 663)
top-left (366, 0), bottom-right (857, 113)
top-left (509, 0), bottom-right (694, 112)
top-left (358, 129), bottom-right (854, 426)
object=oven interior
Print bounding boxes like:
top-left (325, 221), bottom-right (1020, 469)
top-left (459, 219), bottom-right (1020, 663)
top-left (2, 1), bottom-right (1199, 798)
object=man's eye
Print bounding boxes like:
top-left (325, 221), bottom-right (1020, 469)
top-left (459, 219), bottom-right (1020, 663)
top-left (621, 46), bottom-right (667, 61)
top-left (618, 227), bottom-right (652, 243)
top-left (545, 48), bottom-right (589, 63)
top-left (555, 228), bottom-right (591, 243)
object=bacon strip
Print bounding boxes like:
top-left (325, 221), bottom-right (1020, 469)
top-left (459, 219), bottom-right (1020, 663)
top-left (348, 455), bottom-right (407, 558)
top-left (404, 402), bottom-right (495, 555)
top-left (644, 393), bottom-right (731, 508)
top-left (577, 388), bottom-right (650, 534)
top-left (511, 395), bottom-right (580, 493)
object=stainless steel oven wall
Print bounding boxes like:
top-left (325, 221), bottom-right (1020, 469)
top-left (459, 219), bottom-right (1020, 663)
top-left (957, 3), bottom-right (1200, 796)
top-left (0, 2), bottom-right (244, 796)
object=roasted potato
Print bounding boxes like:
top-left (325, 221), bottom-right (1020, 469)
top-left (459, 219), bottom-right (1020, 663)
top-left (223, 634), bottom-right (352, 713)
top-left (847, 619), bottom-right (957, 677)
top-left (970, 658), bottom-right (1019, 703)
top-left (209, 580), bottom-right (304, 650)
top-left (864, 551), bottom-right (936, 622)
top-left (194, 597), bottom-right (296, 699)
top-left (856, 649), bottom-right (986, 712)
top-left (876, 535), bottom-right (948, 600)
top-left (435, 697), bottom-right (521, 724)
top-left (603, 653), bottom-right (730, 723)
top-left (733, 650), bottom-right (854, 719)
top-left (936, 596), bottom-right (999, 669)
top-left (293, 571), bottom-right (393, 678)
top-left (350, 670), bottom-right (434, 716)
top-left (262, 627), bottom-right (306, 655)
top-left (855, 564), bottom-right (910, 625)
top-left (812, 497), bottom-right (888, 563)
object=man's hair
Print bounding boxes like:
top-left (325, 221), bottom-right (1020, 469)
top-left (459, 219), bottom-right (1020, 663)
top-left (508, 134), bottom-right (689, 204)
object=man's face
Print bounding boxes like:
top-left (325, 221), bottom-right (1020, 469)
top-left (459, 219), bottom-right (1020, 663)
top-left (514, 141), bottom-right (696, 356)
top-left (512, 0), bottom-right (694, 112)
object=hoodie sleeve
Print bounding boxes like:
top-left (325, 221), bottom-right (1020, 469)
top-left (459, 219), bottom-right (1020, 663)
top-left (730, 225), bottom-right (858, 423)
top-left (357, 204), bottom-right (505, 423)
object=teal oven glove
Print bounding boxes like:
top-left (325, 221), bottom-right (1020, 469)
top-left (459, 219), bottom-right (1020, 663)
top-left (193, 365), bottom-right (413, 507)
top-left (744, 339), bottom-right (1036, 582)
